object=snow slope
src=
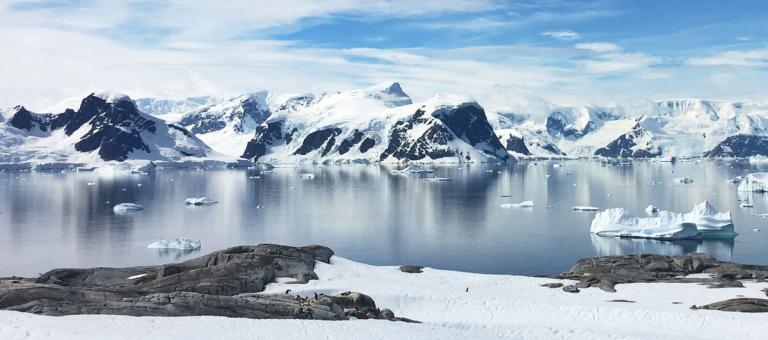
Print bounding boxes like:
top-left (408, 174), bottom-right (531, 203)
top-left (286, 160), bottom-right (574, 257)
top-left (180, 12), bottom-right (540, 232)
top-left (4, 256), bottom-right (767, 340)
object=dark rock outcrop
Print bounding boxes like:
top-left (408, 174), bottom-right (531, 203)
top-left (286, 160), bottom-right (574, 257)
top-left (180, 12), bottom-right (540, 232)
top-left (0, 244), bottom-right (409, 321)
top-left (594, 124), bottom-right (660, 158)
top-left (399, 265), bottom-right (424, 274)
top-left (692, 298), bottom-right (768, 313)
top-left (554, 253), bottom-right (768, 292)
top-left (704, 134), bottom-right (768, 158)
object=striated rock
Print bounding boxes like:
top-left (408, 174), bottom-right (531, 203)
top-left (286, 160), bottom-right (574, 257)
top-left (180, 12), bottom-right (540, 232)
top-left (540, 283), bottom-right (564, 288)
top-left (562, 285), bottom-right (580, 293)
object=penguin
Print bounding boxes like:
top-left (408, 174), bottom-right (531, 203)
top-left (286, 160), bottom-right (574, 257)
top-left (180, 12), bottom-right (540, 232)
top-left (285, 289), bottom-right (292, 294)
top-left (314, 292), bottom-right (319, 300)
top-left (465, 287), bottom-right (469, 292)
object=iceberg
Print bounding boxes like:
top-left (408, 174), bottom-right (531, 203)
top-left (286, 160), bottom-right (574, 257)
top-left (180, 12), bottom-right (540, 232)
top-left (573, 206), bottom-right (599, 211)
top-left (676, 176), bottom-right (694, 184)
top-left (112, 203), bottom-right (144, 214)
top-left (300, 173), bottom-right (316, 180)
top-left (147, 238), bottom-right (201, 250)
top-left (737, 172), bottom-right (768, 192)
top-left (645, 205), bottom-right (659, 217)
top-left (184, 197), bottom-right (219, 206)
top-left (500, 201), bottom-right (534, 208)
top-left (590, 201), bottom-right (736, 240)
top-left (590, 209), bottom-right (700, 240)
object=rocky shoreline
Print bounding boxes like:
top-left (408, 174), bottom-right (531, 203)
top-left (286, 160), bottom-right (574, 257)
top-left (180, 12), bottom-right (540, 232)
top-left (0, 244), bottom-right (413, 321)
top-left (2, 246), bottom-right (768, 320)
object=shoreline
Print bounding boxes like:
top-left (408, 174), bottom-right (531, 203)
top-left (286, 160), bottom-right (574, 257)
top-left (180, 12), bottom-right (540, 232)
top-left (2, 245), bottom-right (768, 339)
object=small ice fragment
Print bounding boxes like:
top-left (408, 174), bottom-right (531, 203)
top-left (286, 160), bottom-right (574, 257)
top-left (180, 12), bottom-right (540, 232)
top-left (147, 238), bottom-right (201, 249)
top-left (300, 173), bottom-right (316, 180)
top-left (113, 203), bottom-right (144, 214)
top-left (126, 274), bottom-right (147, 280)
top-left (500, 201), bottom-right (534, 208)
top-left (137, 183), bottom-right (142, 187)
top-left (740, 202), bottom-right (754, 208)
top-left (86, 182), bottom-right (96, 186)
top-left (249, 176), bottom-right (260, 179)
top-left (677, 176), bottom-right (694, 184)
top-left (573, 206), bottom-right (599, 212)
top-left (184, 197), bottom-right (219, 206)
top-left (754, 228), bottom-right (761, 232)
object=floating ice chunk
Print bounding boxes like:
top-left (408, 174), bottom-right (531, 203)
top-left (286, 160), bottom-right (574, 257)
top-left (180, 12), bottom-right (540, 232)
top-left (591, 201), bottom-right (736, 240)
top-left (113, 203), bottom-right (144, 214)
top-left (389, 166), bottom-right (410, 175)
top-left (645, 205), bottom-right (659, 217)
top-left (728, 176), bottom-right (744, 184)
top-left (754, 228), bottom-right (761, 232)
top-left (676, 176), bottom-right (694, 184)
top-left (683, 201), bottom-right (736, 238)
top-left (590, 209), bottom-right (700, 240)
top-left (300, 173), bottom-right (316, 180)
top-left (738, 173), bottom-right (768, 192)
top-left (147, 238), bottom-right (201, 250)
top-left (500, 201), bottom-right (534, 208)
top-left (86, 182), bottom-right (96, 186)
top-left (552, 163), bottom-right (562, 168)
top-left (184, 197), bottom-right (219, 206)
top-left (573, 206), bottom-right (599, 212)
top-left (740, 202), bottom-right (754, 208)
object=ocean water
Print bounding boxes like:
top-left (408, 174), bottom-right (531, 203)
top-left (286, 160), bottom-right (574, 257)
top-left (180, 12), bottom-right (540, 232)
top-left (1, 160), bottom-right (767, 277)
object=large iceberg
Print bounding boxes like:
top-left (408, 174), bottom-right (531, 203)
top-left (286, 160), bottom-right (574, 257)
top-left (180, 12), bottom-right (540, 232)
top-left (737, 172), bottom-right (768, 193)
top-left (147, 238), bottom-right (201, 250)
top-left (590, 201), bottom-right (735, 240)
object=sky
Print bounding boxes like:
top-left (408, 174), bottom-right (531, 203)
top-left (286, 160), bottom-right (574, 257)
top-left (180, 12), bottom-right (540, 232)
top-left (1, 0), bottom-right (767, 111)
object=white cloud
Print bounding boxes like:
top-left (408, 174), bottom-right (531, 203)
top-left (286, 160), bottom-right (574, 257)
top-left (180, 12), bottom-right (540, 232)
top-left (575, 42), bottom-right (621, 53)
top-left (541, 31), bottom-right (580, 40)
top-left (581, 52), bottom-right (661, 73)
top-left (687, 48), bottom-right (768, 67)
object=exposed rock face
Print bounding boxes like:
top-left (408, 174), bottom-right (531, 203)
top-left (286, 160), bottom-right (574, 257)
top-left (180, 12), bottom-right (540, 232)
top-left (0, 244), bottom-right (410, 321)
top-left (504, 135), bottom-right (531, 155)
top-left (594, 124), bottom-right (660, 158)
top-left (241, 120), bottom-right (289, 160)
top-left (692, 298), bottom-right (768, 313)
top-left (6, 93), bottom-right (210, 162)
top-left (178, 92), bottom-right (271, 135)
top-left (399, 265), bottom-right (424, 274)
top-left (704, 134), bottom-right (768, 158)
top-left (555, 253), bottom-right (768, 292)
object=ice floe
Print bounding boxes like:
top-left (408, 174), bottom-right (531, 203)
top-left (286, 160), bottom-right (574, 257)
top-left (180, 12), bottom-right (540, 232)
top-left (112, 203), bottom-right (145, 214)
top-left (300, 173), bottom-right (316, 180)
top-left (737, 172), bottom-right (768, 193)
top-left (590, 201), bottom-right (735, 240)
top-left (500, 201), bottom-right (534, 208)
top-left (184, 197), bottom-right (219, 206)
top-left (676, 176), bottom-right (694, 184)
top-left (146, 239), bottom-right (201, 250)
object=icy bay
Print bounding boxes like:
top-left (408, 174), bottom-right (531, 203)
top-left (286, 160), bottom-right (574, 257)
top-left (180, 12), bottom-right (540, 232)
top-left (2, 160), bottom-right (768, 277)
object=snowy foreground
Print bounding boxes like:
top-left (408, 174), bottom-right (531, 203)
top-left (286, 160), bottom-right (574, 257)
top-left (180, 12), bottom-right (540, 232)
top-left (3, 256), bottom-right (768, 340)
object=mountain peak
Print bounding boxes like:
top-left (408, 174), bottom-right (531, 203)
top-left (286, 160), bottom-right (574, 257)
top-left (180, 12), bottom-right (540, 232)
top-left (361, 82), bottom-right (412, 107)
top-left (90, 91), bottom-right (132, 104)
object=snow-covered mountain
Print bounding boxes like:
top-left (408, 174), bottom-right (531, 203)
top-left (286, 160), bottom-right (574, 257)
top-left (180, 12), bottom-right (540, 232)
top-left (4, 83), bottom-right (768, 167)
top-left (0, 92), bottom-right (217, 166)
top-left (490, 99), bottom-right (768, 159)
top-left (240, 82), bottom-right (508, 164)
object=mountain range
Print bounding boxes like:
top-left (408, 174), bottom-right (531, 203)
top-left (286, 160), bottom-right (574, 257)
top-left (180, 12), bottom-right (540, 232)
top-left (2, 83), bottom-right (768, 167)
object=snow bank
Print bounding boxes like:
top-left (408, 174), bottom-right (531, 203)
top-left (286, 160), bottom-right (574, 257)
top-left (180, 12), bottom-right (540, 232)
top-left (591, 201), bottom-right (735, 240)
top-left (738, 172), bottom-right (768, 192)
top-left (184, 197), bottom-right (219, 206)
top-left (500, 201), bottom-right (534, 208)
top-left (146, 239), bottom-right (201, 250)
top-left (112, 203), bottom-right (144, 214)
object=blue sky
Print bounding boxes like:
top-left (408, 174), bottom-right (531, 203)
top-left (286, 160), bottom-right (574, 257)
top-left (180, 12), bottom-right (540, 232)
top-left (1, 0), bottom-right (766, 110)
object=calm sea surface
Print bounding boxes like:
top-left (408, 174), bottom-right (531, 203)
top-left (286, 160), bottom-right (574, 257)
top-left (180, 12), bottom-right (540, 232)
top-left (2, 160), bottom-right (767, 277)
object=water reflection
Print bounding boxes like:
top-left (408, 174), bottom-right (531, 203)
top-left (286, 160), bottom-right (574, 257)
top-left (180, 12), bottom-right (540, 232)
top-left (590, 234), bottom-right (735, 261)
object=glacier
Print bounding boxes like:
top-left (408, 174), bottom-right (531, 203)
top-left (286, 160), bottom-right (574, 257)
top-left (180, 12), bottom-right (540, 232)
top-left (590, 201), bottom-right (735, 240)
